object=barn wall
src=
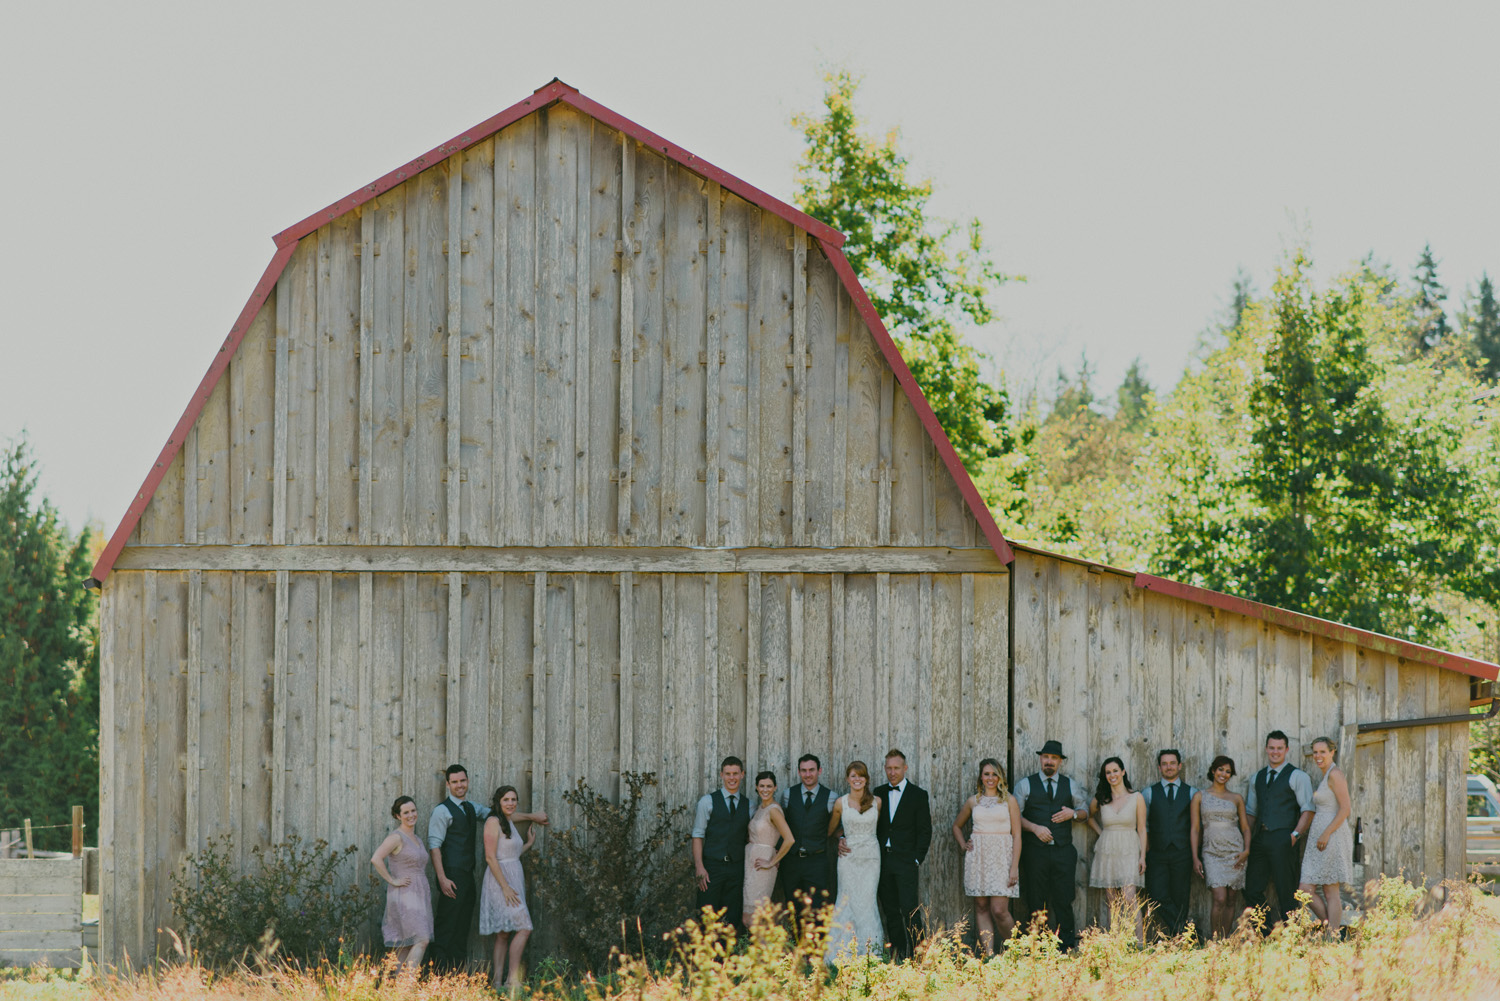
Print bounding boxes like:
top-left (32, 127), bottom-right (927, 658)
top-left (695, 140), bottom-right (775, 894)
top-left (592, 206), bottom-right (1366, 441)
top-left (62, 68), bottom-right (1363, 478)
top-left (99, 565), bottom-right (1010, 961)
top-left (126, 103), bottom-right (978, 555)
top-left (1010, 550), bottom-right (1470, 934)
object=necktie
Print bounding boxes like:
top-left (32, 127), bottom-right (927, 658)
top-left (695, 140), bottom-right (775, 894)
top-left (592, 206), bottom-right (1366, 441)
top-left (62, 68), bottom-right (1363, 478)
top-left (805, 791), bottom-right (813, 808)
top-left (1268, 769), bottom-right (1277, 784)
top-left (1167, 784), bottom-right (1175, 803)
top-left (728, 795), bottom-right (736, 812)
top-left (1046, 779), bottom-right (1055, 800)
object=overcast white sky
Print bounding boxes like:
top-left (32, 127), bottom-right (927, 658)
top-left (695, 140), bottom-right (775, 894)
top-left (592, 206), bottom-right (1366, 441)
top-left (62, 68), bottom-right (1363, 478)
top-left (2, 1), bottom-right (1496, 536)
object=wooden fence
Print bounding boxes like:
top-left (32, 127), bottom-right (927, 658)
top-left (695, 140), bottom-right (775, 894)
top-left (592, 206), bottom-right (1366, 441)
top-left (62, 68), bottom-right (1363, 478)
top-left (0, 858), bottom-right (83, 968)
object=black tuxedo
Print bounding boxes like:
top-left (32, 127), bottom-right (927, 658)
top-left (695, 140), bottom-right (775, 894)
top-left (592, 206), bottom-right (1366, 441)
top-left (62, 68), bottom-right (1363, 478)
top-left (1144, 780), bottom-right (1195, 937)
top-left (873, 780), bottom-right (932, 959)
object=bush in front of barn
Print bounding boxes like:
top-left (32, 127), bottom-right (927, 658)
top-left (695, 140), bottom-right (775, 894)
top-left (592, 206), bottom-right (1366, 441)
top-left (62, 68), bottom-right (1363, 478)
top-left (168, 834), bottom-right (378, 968)
top-left (530, 771), bottom-right (693, 973)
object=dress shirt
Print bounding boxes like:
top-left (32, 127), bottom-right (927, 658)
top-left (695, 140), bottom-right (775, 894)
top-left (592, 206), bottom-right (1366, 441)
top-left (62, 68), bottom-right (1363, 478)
top-left (1141, 780), bottom-right (1193, 807)
top-left (691, 787), bottom-right (744, 839)
top-left (883, 779), bottom-right (907, 846)
top-left (1244, 765), bottom-right (1316, 820)
top-left (777, 784), bottom-right (835, 813)
top-left (1012, 775), bottom-right (1089, 815)
top-left (425, 796), bottom-right (492, 850)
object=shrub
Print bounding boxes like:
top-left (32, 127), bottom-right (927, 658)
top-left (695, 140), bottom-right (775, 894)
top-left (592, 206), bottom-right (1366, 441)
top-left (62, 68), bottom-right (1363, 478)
top-left (531, 772), bottom-right (693, 972)
top-left (168, 834), bottom-right (378, 968)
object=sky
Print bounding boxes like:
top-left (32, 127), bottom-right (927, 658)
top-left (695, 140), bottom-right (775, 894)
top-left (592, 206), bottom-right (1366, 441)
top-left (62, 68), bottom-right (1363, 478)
top-left (2, 1), bottom-right (1497, 536)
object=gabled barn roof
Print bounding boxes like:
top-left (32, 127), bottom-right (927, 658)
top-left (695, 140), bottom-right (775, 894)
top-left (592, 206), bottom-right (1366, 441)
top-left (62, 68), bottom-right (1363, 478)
top-left (88, 78), bottom-right (1014, 586)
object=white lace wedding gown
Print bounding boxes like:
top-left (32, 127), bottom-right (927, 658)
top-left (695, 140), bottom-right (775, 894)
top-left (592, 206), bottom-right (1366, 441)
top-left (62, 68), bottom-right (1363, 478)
top-left (826, 794), bottom-right (885, 964)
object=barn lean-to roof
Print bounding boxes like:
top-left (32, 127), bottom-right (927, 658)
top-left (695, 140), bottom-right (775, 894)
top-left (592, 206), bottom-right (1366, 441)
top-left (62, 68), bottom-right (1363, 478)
top-left (87, 79), bottom-right (1499, 684)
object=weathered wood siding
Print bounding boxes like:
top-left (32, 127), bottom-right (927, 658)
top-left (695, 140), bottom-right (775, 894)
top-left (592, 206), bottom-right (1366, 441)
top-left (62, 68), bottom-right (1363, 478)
top-left (98, 566), bottom-right (1009, 961)
top-left (0, 858), bottom-right (84, 969)
top-left (1010, 550), bottom-right (1470, 933)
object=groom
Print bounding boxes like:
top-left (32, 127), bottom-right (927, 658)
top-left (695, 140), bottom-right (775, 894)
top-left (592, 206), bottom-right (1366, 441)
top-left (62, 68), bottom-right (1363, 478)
top-left (873, 749), bottom-right (932, 960)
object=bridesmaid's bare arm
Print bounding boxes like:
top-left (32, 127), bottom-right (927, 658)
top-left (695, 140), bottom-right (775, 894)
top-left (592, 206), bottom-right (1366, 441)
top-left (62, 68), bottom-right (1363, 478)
top-left (1190, 793), bottom-right (1204, 876)
top-left (761, 805), bottom-right (796, 868)
top-left (371, 831), bottom-right (407, 887)
top-left (1086, 797), bottom-right (1103, 838)
top-left (952, 795), bottom-right (976, 851)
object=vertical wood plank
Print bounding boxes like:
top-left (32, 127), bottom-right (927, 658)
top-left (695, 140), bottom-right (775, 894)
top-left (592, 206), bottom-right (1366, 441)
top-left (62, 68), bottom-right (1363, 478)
top-left (918, 574), bottom-right (934, 779)
top-left (705, 184), bottom-right (723, 546)
top-left (617, 137), bottom-right (635, 541)
top-left (747, 571), bottom-right (762, 772)
top-left (790, 230), bottom-right (808, 546)
top-left (788, 573), bottom-right (804, 767)
top-left (273, 287), bottom-right (290, 546)
top-left (402, 573), bottom-right (418, 794)
top-left (532, 572), bottom-right (548, 815)
top-left (959, 574), bottom-right (974, 771)
top-left (183, 428), bottom-right (198, 544)
top-left (358, 571), bottom-right (372, 882)
top-left (271, 569), bottom-right (288, 842)
top-left (358, 212), bottom-right (374, 545)
top-left (877, 372), bottom-right (893, 546)
top-left (317, 572), bottom-right (333, 842)
top-left (619, 572), bottom-right (634, 777)
top-left (575, 121), bottom-right (593, 544)
top-left (447, 158), bottom-right (463, 545)
top-left (448, 572), bottom-right (463, 764)
top-left (831, 292), bottom-right (850, 545)
top-left (877, 572), bottom-right (891, 752)
top-left (314, 234), bottom-right (331, 545)
top-left (185, 570), bottom-right (201, 858)
top-left (705, 575), bottom-right (719, 780)
top-left (574, 574), bottom-right (590, 790)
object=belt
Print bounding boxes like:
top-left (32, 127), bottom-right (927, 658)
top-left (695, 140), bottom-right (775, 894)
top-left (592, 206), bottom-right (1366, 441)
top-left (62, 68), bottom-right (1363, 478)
top-left (796, 847), bottom-right (826, 858)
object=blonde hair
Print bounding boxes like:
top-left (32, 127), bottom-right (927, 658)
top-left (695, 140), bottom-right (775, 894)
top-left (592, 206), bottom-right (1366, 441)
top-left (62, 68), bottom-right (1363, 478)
top-left (846, 761), bottom-right (874, 812)
top-left (1311, 736), bottom-right (1338, 761)
top-left (975, 758), bottom-right (1009, 801)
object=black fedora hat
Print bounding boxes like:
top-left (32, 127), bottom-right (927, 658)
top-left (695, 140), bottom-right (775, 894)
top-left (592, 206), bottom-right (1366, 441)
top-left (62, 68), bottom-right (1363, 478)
top-left (1035, 739), bottom-right (1067, 759)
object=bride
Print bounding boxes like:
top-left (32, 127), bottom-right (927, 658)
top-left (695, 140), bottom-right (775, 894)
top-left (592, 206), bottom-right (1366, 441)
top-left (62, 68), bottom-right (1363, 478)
top-left (825, 761), bottom-right (885, 964)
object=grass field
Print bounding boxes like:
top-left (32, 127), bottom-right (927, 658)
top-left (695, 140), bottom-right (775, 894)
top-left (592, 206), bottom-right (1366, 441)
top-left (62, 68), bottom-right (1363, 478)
top-left (2, 877), bottom-right (1497, 1001)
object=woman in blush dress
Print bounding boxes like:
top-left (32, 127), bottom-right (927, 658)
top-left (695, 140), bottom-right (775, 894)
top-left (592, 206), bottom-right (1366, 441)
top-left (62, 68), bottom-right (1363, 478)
top-left (371, 796), bottom-right (434, 973)
top-left (1087, 756), bottom-right (1147, 944)
top-left (742, 771), bottom-right (796, 926)
top-left (951, 758), bottom-right (1021, 956)
top-left (479, 785), bottom-right (537, 992)
top-left (825, 761), bottom-right (885, 965)
top-left (1298, 737), bottom-right (1354, 939)
top-left (1191, 755), bottom-right (1251, 939)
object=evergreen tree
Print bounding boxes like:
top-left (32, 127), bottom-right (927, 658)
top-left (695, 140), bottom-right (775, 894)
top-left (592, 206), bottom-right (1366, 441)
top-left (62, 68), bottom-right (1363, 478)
top-left (1462, 273), bottom-right (1500, 383)
top-left (1048, 353), bottom-right (1098, 421)
top-left (793, 71), bottom-right (1029, 516)
top-left (1116, 358), bottom-right (1152, 429)
top-left (0, 437), bottom-right (99, 850)
top-left (1409, 243), bottom-right (1450, 354)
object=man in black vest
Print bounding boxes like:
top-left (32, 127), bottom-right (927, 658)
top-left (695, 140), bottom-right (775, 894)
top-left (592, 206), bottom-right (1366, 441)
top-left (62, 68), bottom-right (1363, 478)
top-left (692, 756), bottom-right (751, 934)
top-left (1142, 748), bottom-right (1196, 937)
top-left (1244, 730), bottom-right (1316, 927)
top-left (1016, 740), bottom-right (1090, 951)
top-left (873, 748), bottom-right (932, 961)
top-left (427, 763), bottom-right (547, 971)
top-left (778, 753), bottom-right (834, 917)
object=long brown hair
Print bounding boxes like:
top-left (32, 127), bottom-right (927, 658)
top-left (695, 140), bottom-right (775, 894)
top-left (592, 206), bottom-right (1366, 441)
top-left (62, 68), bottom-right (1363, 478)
top-left (489, 785), bottom-right (517, 839)
top-left (846, 761), bottom-right (873, 812)
top-left (975, 758), bottom-right (1008, 801)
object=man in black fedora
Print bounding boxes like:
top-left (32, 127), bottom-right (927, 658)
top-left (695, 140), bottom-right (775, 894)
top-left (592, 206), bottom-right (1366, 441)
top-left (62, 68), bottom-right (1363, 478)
top-left (1014, 739), bottom-right (1090, 950)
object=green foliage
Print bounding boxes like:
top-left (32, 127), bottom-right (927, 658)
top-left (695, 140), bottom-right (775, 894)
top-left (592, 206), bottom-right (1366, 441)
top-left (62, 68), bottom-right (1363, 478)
top-left (1115, 358), bottom-right (1153, 431)
top-left (530, 772), bottom-right (693, 973)
top-left (168, 834), bottom-right (378, 968)
top-left (792, 71), bottom-right (1030, 518)
top-left (1410, 243), bottom-right (1452, 355)
top-left (1461, 272), bottom-right (1500, 383)
top-left (0, 435), bottom-right (98, 850)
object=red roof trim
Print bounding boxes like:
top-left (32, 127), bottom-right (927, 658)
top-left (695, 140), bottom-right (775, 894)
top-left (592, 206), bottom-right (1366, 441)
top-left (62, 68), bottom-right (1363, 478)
top-left (274, 79), bottom-right (845, 251)
top-left (89, 241), bottom-right (300, 584)
top-left (92, 80), bottom-right (1009, 586)
top-left (819, 239), bottom-right (1015, 565)
top-left (1134, 572), bottom-right (1500, 681)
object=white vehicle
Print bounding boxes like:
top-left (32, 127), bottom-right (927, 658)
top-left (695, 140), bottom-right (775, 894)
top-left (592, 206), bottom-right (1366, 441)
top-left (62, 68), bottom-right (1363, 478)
top-left (1467, 774), bottom-right (1500, 868)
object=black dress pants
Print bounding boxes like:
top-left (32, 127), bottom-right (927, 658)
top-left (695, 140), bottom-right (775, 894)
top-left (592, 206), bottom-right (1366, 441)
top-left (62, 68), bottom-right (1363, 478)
top-left (1144, 845), bottom-right (1193, 936)
top-left (696, 858), bottom-right (745, 932)
top-left (1021, 842), bottom-right (1078, 950)
top-left (877, 852), bottom-right (924, 959)
top-left (781, 852), bottom-right (832, 913)
top-left (1243, 827), bottom-right (1300, 927)
top-left (432, 869), bottom-right (476, 970)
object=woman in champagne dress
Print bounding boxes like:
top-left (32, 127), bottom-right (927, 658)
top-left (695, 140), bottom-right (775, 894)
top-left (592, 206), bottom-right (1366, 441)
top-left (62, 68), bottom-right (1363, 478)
top-left (1191, 755), bottom-right (1251, 939)
top-left (951, 758), bottom-right (1021, 956)
top-left (370, 795), bottom-right (433, 973)
top-left (742, 771), bottom-right (796, 927)
top-left (1298, 737), bottom-right (1353, 939)
top-left (1087, 756), bottom-right (1147, 944)
top-left (479, 785), bottom-right (537, 992)
top-left (825, 761), bottom-right (885, 965)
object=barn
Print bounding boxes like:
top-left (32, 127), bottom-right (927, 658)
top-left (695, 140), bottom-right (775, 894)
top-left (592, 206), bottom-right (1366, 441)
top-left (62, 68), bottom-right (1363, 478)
top-left (88, 79), bottom-right (1498, 965)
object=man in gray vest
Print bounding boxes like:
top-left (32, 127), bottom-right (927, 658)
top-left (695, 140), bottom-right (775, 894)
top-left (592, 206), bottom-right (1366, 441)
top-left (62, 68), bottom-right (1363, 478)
top-left (778, 753), bottom-right (834, 916)
top-left (427, 763), bottom-right (547, 970)
top-left (1142, 748), bottom-right (1195, 937)
top-left (691, 756), bottom-right (751, 934)
top-left (1014, 740), bottom-right (1090, 950)
top-left (1244, 730), bottom-right (1315, 927)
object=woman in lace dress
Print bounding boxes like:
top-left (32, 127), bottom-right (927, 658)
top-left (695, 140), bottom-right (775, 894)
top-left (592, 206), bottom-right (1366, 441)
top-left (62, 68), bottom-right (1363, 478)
top-left (825, 761), bottom-right (885, 965)
top-left (479, 785), bottom-right (537, 992)
top-left (1087, 757), bottom-right (1147, 943)
top-left (951, 758), bottom-right (1021, 956)
top-left (1191, 755), bottom-right (1251, 939)
top-left (370, 795), bottom-right (433, 973)
top-left (1298, 737), bottom-right (1353, 939)
top-left (742, 771), bottom-right (796, 926)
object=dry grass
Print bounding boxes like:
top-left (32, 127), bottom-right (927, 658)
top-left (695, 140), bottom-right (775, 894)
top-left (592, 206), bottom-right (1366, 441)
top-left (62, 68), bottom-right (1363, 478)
top-left (4, 877), bottom-right (1498, 1001)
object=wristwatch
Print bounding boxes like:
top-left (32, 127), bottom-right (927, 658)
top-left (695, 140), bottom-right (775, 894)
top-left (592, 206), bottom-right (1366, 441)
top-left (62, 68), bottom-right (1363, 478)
top-left (1290, 831), bottom-right (1300, 841)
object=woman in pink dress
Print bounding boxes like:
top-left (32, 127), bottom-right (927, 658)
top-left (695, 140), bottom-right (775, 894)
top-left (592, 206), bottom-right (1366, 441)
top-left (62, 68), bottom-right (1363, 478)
top-left (951, 758), bottom-right (1021, 956)
top-left (742, 771), bottom-right (796, 927)
top-left (370, 795), bottom-right (434, 973)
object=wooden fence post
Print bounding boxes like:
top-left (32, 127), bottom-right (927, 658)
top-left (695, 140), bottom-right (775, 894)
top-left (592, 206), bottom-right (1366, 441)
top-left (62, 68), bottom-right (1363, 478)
top-left (71, 807), bottom-right (83, 858)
